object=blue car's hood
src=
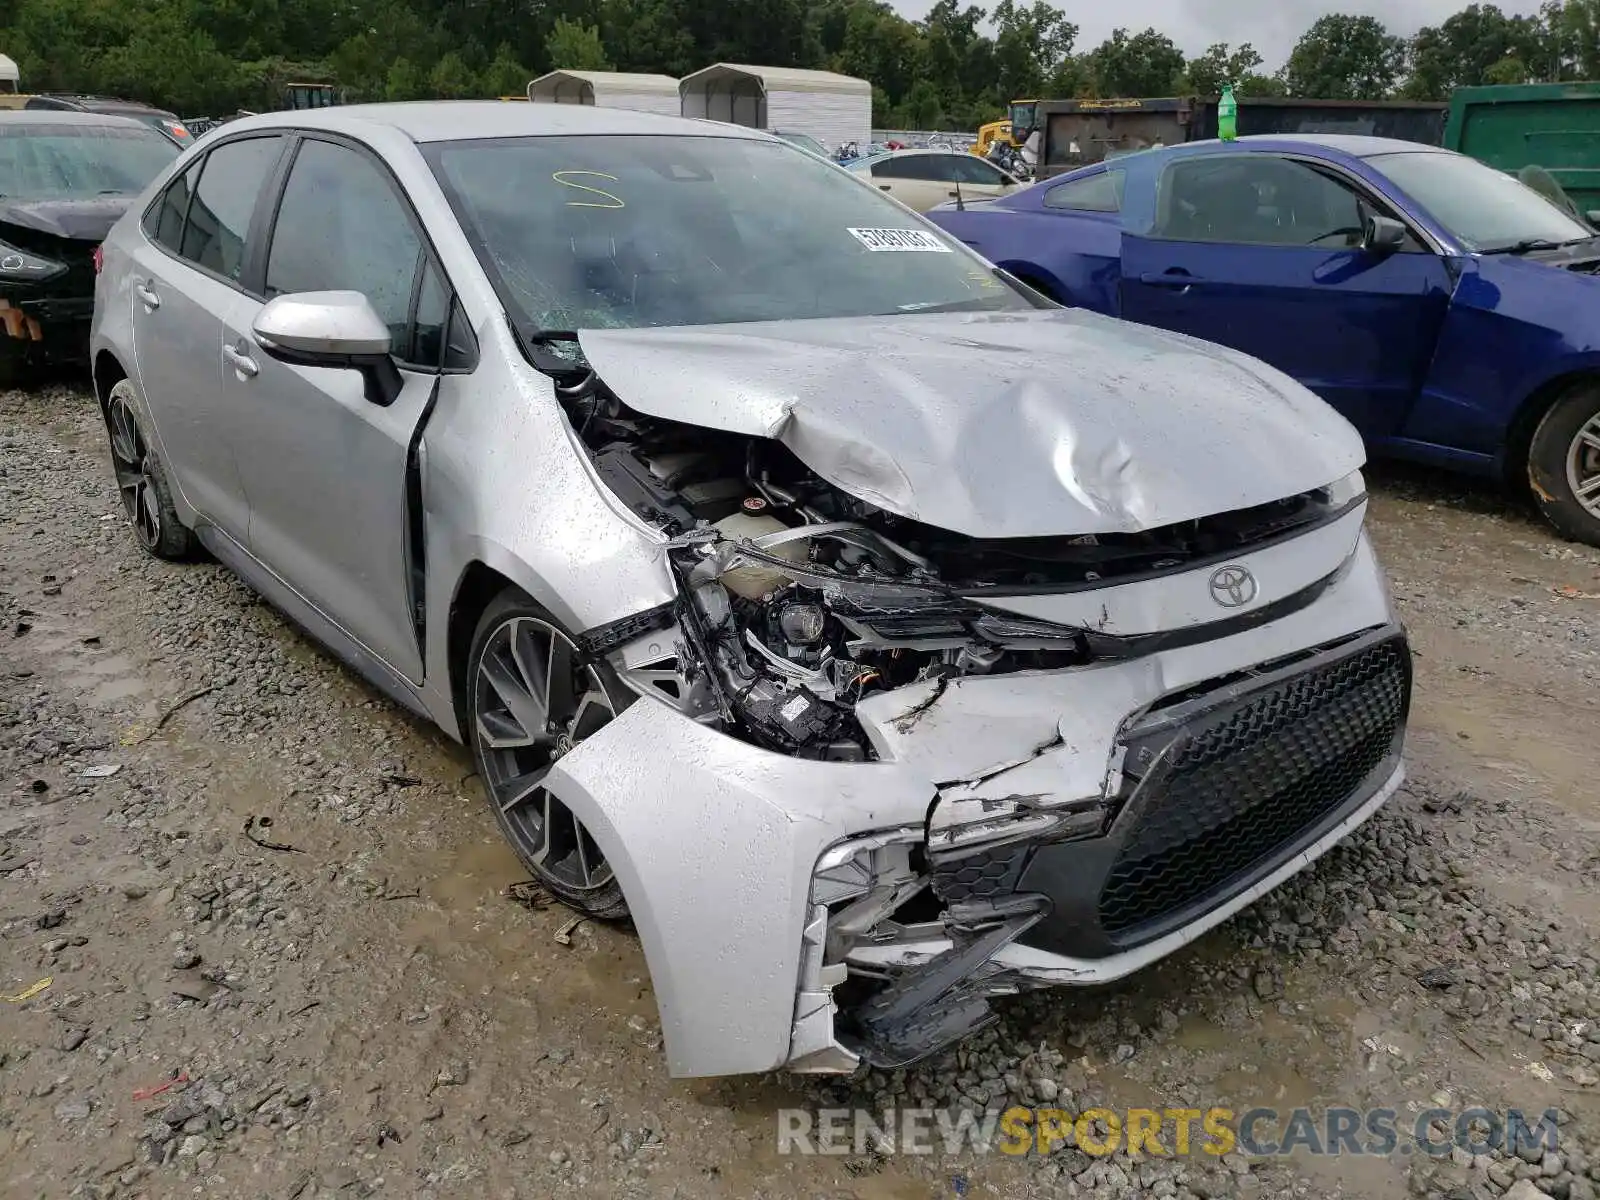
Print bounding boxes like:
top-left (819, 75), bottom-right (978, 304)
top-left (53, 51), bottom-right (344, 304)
top-left (578, 308), bottom-right (1366, 539)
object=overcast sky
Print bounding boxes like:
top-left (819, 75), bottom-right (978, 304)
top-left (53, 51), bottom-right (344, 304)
top-left (886, 0), bottom-right (1546, 70)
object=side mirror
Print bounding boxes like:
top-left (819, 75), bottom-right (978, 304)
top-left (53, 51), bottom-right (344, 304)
top-left (252, 290), bottom-right (402, 406)
top-left (1586, 209), bottom-right (1600, 227)
top-left (1363, 215), bottom-right (1407, 255)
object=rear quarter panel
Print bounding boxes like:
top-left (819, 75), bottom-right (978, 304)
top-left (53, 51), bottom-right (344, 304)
top-left (929, 204), bottom-right (1123, 312)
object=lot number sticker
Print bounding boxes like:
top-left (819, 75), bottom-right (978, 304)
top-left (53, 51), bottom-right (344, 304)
top-left (848, 227), bottom-right (953, 253)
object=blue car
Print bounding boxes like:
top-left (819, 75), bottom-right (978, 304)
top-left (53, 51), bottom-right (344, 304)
top-left (927, 134), bottom-right (1600, 546)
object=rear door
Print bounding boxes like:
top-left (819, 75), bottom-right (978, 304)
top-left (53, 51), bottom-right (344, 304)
top-left (868, 154), bottom-right (945, 212)
top-left (1119, 151), bottom-right (1455, 439)
top-left (129, 134), bottom-right (287, 540)
top-left (219, 134), bottom-right (468, 683)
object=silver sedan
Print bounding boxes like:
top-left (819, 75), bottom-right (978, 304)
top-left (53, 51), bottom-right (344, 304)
top-left (92, 102), bottom-right (1408, 1078)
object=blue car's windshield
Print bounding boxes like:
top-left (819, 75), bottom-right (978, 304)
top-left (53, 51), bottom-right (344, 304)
top-left (1371, 150), bottom-right (1594, 253)
top-left (428, 134), bottom-right (1038, 333)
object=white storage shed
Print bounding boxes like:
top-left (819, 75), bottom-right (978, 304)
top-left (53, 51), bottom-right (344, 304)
top-left (678, 64), bottom-right (870, 151)
top-left (527, 71), bottom-right (681, 117)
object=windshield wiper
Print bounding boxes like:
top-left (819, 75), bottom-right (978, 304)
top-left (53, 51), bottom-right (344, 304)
top-left (1484, 236), bottom-right (1592, 255)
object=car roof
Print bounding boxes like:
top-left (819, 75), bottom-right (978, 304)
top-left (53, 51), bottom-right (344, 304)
top-left (0, 110), bottom-right (159, 131)
top-left (217, 100), bottom-right (774, 144)
top-left (1171, 133), bottom-right (1453, 159)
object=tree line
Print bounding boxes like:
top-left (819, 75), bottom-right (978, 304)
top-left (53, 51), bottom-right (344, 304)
top-left (4, 0), bottom-right (1600, 129)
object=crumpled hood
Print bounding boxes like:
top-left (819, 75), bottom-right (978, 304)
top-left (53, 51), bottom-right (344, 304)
top-left (577, 309), bottom-right (1365, 538)
top-left (0, 197), bottom-right (134, 242)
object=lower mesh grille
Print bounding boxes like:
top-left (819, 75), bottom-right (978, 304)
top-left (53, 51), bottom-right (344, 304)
top-left (932, 845), bottom-right (1031, 903)
top-left (1098, 636), bottom-right (1409, 938)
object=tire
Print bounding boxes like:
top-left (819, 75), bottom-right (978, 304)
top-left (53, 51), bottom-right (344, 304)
top-left (0, 346), bottom-right (25, 390)
top-left (104, 378), bottom-right (197, 561)
top-left (466, 588), bottom-right (631, 920)
top-left (1528, 385), bottom-right (1600, 548)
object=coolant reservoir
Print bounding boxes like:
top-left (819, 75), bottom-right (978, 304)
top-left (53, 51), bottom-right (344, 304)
top-left (714, 512), bottom-right (808, 600)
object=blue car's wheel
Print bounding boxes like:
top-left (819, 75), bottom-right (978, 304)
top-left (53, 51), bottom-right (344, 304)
top-left (1529, 386), bottom-right (1600, 548)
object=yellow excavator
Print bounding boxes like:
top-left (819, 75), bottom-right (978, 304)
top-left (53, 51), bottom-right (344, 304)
top-left (971, 98), bottom-right (1039, 156)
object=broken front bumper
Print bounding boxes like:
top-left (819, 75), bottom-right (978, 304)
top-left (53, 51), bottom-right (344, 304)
top-left (831, 627), bottom-right (1409, 1068)
top-left (544, 532), bottom-right (1409, 1078)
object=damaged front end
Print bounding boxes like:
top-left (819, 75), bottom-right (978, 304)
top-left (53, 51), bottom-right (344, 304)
top-left (554, 360), bottom-right (1409, 1075)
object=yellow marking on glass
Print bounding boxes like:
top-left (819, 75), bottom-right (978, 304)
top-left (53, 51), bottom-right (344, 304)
top-left (553, 170), bottom-right (625, 209)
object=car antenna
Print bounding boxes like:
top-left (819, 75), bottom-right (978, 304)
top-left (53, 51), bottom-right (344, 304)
top-left (953, 176), bottom-right (966, 211)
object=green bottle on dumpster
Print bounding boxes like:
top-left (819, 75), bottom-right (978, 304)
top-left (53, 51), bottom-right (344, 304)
top-left (1219, 82), bottom-right (1238, 142)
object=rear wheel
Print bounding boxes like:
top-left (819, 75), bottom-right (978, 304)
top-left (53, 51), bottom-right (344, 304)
top-left (1529, 385), bottom-right (1600, 548)
top-left (104, 379), bottom-right (196, 561)
top-left (467, 590), bottom-right (630, 920)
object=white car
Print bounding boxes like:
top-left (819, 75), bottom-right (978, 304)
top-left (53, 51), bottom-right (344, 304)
top-left (848, 148), bottom-right (1021, 211)
top-left (90, 102), bottom-right (1408, 1079)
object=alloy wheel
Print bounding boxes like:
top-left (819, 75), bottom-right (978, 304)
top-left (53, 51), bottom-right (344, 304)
top-left (1568, 413), bottom-right (1600, 521)
top-left (474, 615), bottom-right (616, 891)
top-left (107, 392), bottom-right (161, 549)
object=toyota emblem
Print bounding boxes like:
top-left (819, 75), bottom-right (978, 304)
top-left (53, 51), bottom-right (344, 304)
top-left (1208, 565), bottom-right (1258, 608)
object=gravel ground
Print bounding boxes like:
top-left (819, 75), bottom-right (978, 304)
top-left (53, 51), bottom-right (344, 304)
top-left (1, 382), bottom-right (1598, 1200)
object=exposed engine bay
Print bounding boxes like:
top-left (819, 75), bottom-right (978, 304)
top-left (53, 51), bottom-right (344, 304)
top-left (562, 375), bottom-right (1346, 761)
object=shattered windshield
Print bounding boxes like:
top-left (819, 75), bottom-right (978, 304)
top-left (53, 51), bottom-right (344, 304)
top-left (426, 134), bottom-right (1036, 334)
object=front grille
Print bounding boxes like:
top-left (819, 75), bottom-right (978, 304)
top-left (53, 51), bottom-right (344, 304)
top-left (1097, 636), bottom-right (1409, 938)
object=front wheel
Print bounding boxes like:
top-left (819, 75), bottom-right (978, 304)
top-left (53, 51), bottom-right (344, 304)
top-left (1529, 387), bottom-right (1600, 548)
top-left (467, 590), bottom-right (630, 920)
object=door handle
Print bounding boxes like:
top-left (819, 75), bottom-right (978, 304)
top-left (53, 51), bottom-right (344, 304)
top-left (878, 183), bottom-right (892, 190)
top-left (223, 341), bottom-right (259, 378)
top-left (1137, 271), bottom-right (1209, 288)
top-left (134, 283), bottom-right (160, 311)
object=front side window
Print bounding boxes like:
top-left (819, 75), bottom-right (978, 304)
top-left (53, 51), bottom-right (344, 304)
top-left (0, 123), bottom-right (179, 200)
top-left (266, 139), bottom-right (422, 340)
top-left (265, 138), bottom-right (467, 368)
top-left (1156, 154), bottom-right (1393, 248)
top-left (1371, 150), bottom-right (1594, 253)
top-left (950, 156), bottom-right (1008, 185)
top-left (1044, 169), bottom-right (1126, 213)
top-left (179, 136), bottom-right (283, 282)
top-left (428, 135), bottom-right (1038, 334)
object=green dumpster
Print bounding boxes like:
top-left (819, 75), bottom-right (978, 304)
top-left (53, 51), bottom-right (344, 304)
top-left (1444, 82), bottom-right (1600, 217)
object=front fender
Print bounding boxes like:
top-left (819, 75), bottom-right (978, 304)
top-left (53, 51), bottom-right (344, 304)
top-left (1413, 256), bottom-right (1600, 458)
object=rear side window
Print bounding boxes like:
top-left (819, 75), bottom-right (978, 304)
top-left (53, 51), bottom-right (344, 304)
top-left (873, 156), bottom-right (937, 181)
top-left (143, 165), bottom-right (197, 252)
top-left (178, 136), bottom-right (282, 282)
top-left (1044, 170), bottom-right (1126, 213)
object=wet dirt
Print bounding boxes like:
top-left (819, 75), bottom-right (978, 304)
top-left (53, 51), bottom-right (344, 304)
top-left (0, 388), bottom-right (1597, 1199)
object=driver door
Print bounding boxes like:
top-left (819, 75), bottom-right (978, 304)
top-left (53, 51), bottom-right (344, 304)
top-left (868, 154), bottom-right (947, 213)
top-left (1119, 152), bottom-right (1455, 439)
top-left (219, 135), bottom-right (463, 684)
